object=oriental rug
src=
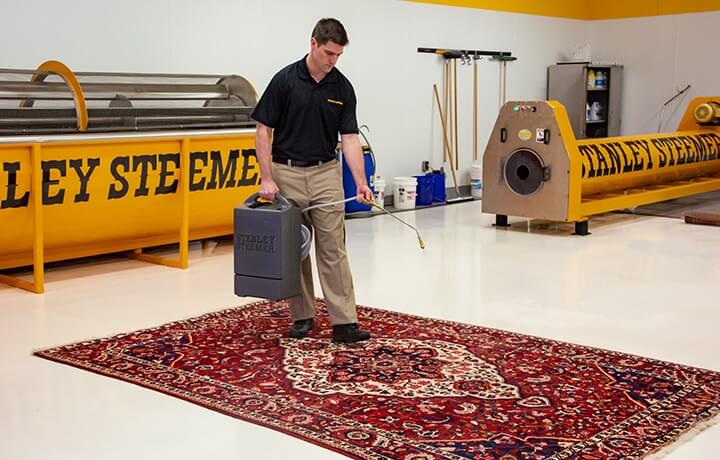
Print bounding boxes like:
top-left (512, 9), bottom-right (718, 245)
top-left (35, 299), bottom-right (720, 459)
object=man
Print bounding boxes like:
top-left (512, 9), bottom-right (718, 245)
top-left (251, 18), bottom-right (372, 344)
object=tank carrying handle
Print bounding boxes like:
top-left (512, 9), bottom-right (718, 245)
top-left (244, 192), bottom-right (292, 209)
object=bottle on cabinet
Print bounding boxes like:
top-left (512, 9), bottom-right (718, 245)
top-left (587, 69), bottom-right (595, 89)
top-left (595, 71), bottom-right (606, 89)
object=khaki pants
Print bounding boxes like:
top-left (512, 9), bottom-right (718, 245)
top-left (272, 160), bottom-right (358, 326)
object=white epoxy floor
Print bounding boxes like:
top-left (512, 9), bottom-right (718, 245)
top-left (1, 200), bottom-right (719, 459)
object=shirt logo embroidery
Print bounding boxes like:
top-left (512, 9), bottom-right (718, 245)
top-left (327, 99), bottom-right (344, 106)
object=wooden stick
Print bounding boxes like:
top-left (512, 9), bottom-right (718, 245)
top-left (442, 61), bottom-right (446, 133)
top-left (444, 61), bottom-right (452, 166)
top-left (453, 59), bottom-right (459, 170)
top-left (500, 61), bottom-right (507, 108)
top-left (433, 84), bottom-right (460, 197)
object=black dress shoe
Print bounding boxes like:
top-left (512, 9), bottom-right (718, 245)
top-left (289, 318), bottom-right (314, 339)
top-left (332, 323), bottom-right (371, 343)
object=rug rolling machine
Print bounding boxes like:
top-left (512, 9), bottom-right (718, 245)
top-left (482, 97), bottom-right (720, 234)
top-left (0, 60), bottom-right (261, 293)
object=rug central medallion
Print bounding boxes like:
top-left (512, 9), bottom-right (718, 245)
top-left (281, 337), bottom-right (521, 399)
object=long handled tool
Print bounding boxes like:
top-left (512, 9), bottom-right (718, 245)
top-left (433, 84), bottom-right (473, 203)
top-left (500, 59), bottom-right (507, 108)
top-left (491, 54), bottom-right (517, 109)
top-left (473, 55), bottom-right (478, 161)
top-left (444, 60), bottom-right (452, 167)
top-left (453, 59), bottom-right (459, 170)
top-left (364, 199), bottom-right (425, 250)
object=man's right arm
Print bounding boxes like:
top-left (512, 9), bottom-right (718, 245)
top-left (255, 122), bottom-right (279, 200)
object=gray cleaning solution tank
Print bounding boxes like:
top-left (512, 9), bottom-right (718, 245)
top-left (234, 193), bottom-right (302, 300)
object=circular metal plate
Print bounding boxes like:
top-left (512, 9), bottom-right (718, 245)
top-left (695, 103), bottom-right (713, 123)
top-left (503, 148), bottom-right (545, 195)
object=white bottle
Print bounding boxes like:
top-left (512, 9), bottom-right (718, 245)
top-left (595, 71), bottom-right (606, 89)
top-left (373, 176), bottom-right (386, 209)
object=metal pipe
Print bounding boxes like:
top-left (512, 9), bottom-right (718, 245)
top-left (0, 121), bottom-right (255, 136)
top-left (0, 68), bottom-right (230, 79)
top-left (473, 57), bottom-right (478, 161)
top-left (0, 127), bottom-right (255, 144)
top-left (0, 82), bottom-right (234, 100)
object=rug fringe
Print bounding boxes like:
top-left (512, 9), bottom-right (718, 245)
top-left (645, 409), bottom-right (720, 459)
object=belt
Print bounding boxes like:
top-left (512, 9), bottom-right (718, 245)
top-left (272, 157), bottom-right (335, 167)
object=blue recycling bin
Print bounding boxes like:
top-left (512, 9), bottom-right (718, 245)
top-left (414, 174), bottom-right (434, 206)
top-left (432, 171), bottom-right (446, 203)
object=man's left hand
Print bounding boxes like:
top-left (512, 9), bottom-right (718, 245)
top-left (356, 184), bottom-right (374, 204)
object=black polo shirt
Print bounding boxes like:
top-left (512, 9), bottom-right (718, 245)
top-left (251, 56), bottom-right (359, 162)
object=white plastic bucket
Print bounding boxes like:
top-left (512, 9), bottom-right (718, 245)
top-left (393, 176), bottom-right (417, 210)
top-left (373, 176), bottom-right (386, 209)
top-left (470, 164), bottom-right (482, 199)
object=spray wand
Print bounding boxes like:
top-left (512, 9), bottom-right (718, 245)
top-left (299, 197), bottom-right (426, 250)
top-left (362, 199), bottom-right (425, 250)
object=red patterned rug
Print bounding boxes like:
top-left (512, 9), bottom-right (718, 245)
top-left (36, 299), bottom-right (720, 459)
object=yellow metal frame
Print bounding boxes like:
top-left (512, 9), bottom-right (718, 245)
top-left (545, 101), bottom-right (585, 221)
top-left (0, 138), bottom-right (193, 293)
top-left (0, 144), bottom-right (45, 293)
top-left (580, 177), bottom-right (720, 216)
top-left (0, 132), bottom-right (256, 293)
top-left (124, 138), bottom-right (191, 269)
top-left (20, 60), bottom-right (89, 132)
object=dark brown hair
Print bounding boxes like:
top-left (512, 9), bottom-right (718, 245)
top-left (311, 18), bottom-right (349, 46)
